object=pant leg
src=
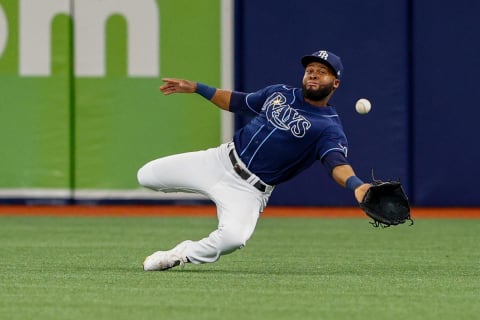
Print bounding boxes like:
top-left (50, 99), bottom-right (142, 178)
top-left (179, 143), bottom-right (273, 264)
top-left (137, 147), bottom-right (224, 194)
top-left (185, 181), bottom-right (266, 264)
top-left (138, 143), bottom-right (273, 264)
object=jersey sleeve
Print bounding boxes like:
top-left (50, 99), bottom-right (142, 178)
top-left (317, 126), bottom-right (349, 160)
top-left (229, 85), bottom-right (285, 115)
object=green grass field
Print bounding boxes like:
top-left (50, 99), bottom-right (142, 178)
top-left (0, 214), bottom-right (479, 320)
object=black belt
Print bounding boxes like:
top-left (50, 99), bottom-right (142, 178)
top-left (228, 149), bottom-right (268, 192)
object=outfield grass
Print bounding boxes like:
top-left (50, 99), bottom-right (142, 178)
top-left (0, 214), bottom-right (479, 320)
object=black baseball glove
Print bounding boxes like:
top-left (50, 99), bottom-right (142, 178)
top-left (359, 179), bottom-right (413, 228)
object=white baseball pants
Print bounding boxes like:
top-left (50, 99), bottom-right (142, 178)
top-left (137, 142), bottom-right (274, 264)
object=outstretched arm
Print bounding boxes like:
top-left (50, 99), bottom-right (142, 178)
top-left (331, 164), bottom-right (370, 203)
top-left (159, 78), bottom-right (232, 111)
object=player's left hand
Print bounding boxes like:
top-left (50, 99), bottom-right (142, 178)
top-left (359, 180), bottom-right (412, 227)
top-left (354, 183), bottom-right (371, 203)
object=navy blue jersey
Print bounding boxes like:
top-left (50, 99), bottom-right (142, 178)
top-left (231, 84), bottom-right (348, 185)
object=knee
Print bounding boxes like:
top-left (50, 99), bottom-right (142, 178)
top-left (136, 164), bottom-right (147, 186)
top-left (137, 163), bottom-right (154, 188)
top-left (217, 227), bottom-right (251, 253)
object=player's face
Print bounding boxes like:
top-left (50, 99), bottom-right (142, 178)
top-left (302, 62), bottom-right (340, 102)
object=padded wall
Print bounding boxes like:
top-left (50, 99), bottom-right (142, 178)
top-left (412, 0), bottom-right (480, 206)
top-left (236, 0), bottom-right (411, 206)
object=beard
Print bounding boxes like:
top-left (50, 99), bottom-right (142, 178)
top-left (302, 83), bottom-right (334, 101)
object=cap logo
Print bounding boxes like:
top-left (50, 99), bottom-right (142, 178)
top-left (316, 51), bottom-right (329, 60)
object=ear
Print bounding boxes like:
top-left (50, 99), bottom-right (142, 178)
top-left (333, 79), bottom-right (340, 89)
top-left (332, 79), bottom-right (340, 91)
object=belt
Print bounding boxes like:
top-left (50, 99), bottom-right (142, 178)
top-left (228, 149), bottom-right (268, 192)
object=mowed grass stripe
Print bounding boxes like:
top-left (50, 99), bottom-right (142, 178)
top-left (0, 216), bottom-right (478, 320)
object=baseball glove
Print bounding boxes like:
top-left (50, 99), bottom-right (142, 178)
top-left (359, 178), bottom-right (413, 228)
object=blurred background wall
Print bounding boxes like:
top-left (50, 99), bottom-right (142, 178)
top-left (0, 0), bottom-right (479, 206)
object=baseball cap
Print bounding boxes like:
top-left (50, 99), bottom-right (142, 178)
top-left (301, 50), bottom-right (343, 79)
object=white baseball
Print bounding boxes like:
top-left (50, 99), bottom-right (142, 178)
top-left (355, 98), bottom-right (371, 114)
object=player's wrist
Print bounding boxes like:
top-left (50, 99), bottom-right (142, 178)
top-left (346, 175), bottom-right (364, 191)
top-left (196, 82), bottom-right (216, 100)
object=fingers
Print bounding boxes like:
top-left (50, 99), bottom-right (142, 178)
top-left (159, 78), bottom-right (195, 95)
top-left (159, 78), bottom-right (181, 95)
top-left (162, 78), bottom-right (180, 85)
top-left (159, 83), bottom-right (176, 95)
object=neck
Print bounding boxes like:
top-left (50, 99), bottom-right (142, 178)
top-left (304, 97), bottom-right (329, 107)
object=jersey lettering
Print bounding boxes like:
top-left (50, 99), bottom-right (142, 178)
top-left (263, 93), bottom-right (311, 138)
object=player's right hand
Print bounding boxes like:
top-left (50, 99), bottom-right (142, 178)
top-left (159, 78), bottom-right (196, 95)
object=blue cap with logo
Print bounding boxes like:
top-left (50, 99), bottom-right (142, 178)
top-left (301, 50), bottom-right (343, 79)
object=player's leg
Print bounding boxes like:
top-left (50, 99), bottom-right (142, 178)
top-left (183, 184), bottom-right (266, 264)
top-left (140, 145), bottom-right (225, 271)
top-left (143, 186), bottom-right (268, 270)
top-left (137, 147), bottom-right (223, 194)
top-left (142, 143), bottom-right (273, 270)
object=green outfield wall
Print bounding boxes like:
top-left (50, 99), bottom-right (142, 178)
top-left (0, 0), bottom-right (226, 201)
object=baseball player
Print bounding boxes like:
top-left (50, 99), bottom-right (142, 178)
top-left (139, 50), bottom-right (371, 271)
